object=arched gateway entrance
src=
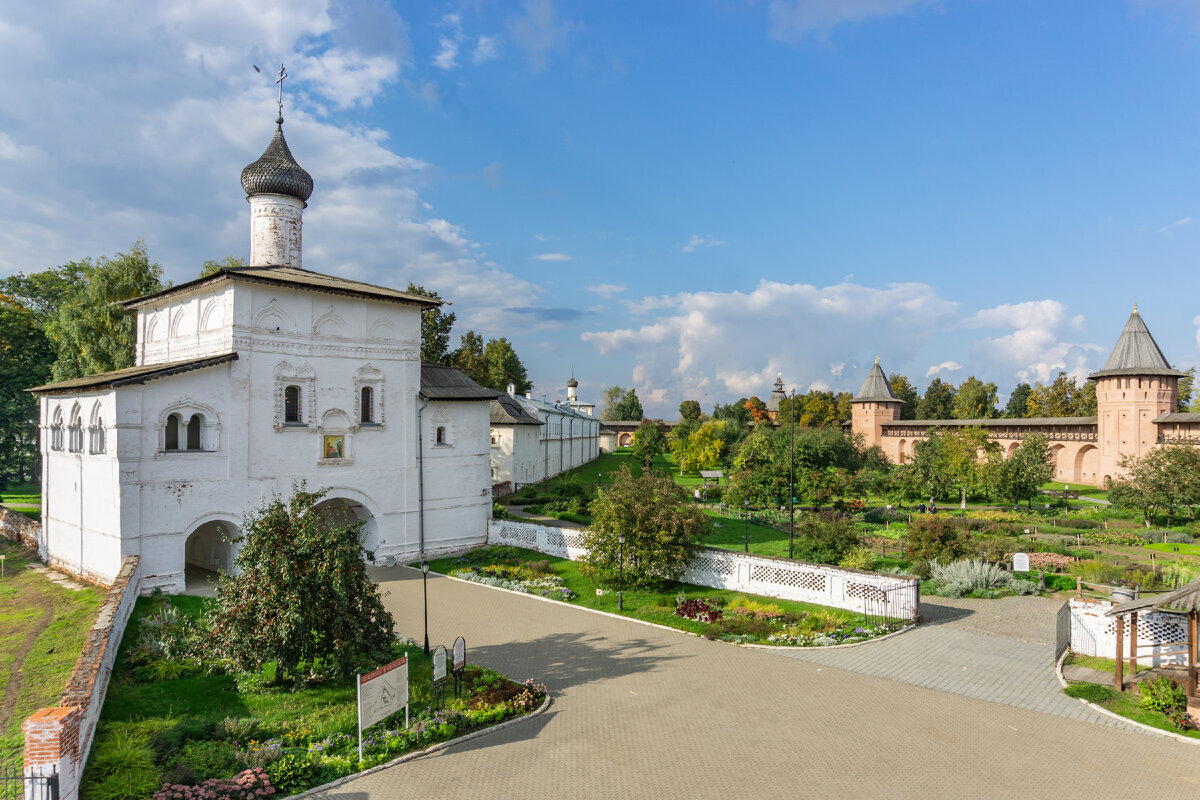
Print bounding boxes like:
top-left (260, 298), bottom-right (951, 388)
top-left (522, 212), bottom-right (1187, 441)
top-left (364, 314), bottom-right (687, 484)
top-left (314, 496), bottom-right (380, 561)
top-left (184, 518), bottom-right (240, 594)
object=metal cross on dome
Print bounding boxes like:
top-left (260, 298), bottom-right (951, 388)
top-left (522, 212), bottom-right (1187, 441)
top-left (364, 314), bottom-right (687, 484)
top-left (276, 64), bottom-right (287, 118)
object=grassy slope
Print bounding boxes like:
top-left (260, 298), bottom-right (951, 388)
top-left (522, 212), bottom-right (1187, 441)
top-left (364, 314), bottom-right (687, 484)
top-left (0, 540), bottom-right (104, 772)
top-left (426, 546), bottom-right (864, 636)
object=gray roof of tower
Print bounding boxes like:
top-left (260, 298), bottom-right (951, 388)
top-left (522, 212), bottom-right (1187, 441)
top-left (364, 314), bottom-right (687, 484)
top-left (1089, 309), bottom-right (1185, 379)
top-left (853, 361), bottom-right (901, 403)
top-left (1154, 412), bottom-right (1200, 424)
top-left (240, 120), bottom-right (314, 202)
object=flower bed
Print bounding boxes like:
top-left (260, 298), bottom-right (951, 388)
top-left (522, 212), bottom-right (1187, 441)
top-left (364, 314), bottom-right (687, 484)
top-left (449, 563), bottom-right (578, 601)
top-left (675, 595), bottom-right (907, 646)
top-left (82, 594), bottom-right (547, 800)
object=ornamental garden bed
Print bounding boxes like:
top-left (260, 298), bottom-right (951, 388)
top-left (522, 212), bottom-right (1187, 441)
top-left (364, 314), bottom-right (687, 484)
top-left (82, 592), bottom-right (547, 800)
top-left (1061, 653), bottom-right (1200, 739)
top-left (427, 545), bottom-right (907, 647)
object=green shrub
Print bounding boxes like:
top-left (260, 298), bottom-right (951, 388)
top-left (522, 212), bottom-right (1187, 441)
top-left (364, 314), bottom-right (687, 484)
top-left (491, 502), bottom-right (511, 520)
top-left (930, 559), bottom-right (1012, 590)
top-left (217, 717), bottom-right (262, 742)
top-left (177, 740), bottom-right (240, 781)
top-left (1162, 558), bottom-right (1200, 589)
top-left (837, 547), bottom-right (876, 571)
top-left (1064, 682), bottom-right (1117, 703)
top-left (1139, 676), bottom-right (1187, 715)
top-left (152, 717), bottom-right (216, 754)
top-left (267, 752), bottom-right (320, 794)
top-left (1068, 560), bottom-right (1124, 584)
top-left (1082, 530), bottom-right (1144, 547)
top-left (83, 727), bottom-right (161, 800)
top-left (905, 516), bottom-right (972, 563)
top-left (790, 513), bottom-right (862, 565)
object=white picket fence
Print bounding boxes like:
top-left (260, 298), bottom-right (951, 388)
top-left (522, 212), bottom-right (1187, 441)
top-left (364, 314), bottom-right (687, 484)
top-left (1069, 597), bottom-right (1188, 667)
top-left (486, 519), bottom-right (920, 620)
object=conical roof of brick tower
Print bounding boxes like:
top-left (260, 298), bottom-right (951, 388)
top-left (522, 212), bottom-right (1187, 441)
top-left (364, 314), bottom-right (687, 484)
top-left (1089, 307), bottom-right (1186, 379)
top-left (853, 360), bottom-right (901, 403)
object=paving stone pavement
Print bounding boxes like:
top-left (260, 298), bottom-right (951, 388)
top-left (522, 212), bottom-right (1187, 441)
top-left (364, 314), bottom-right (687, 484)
top-left (318, 568), bottom-right (1200, 800)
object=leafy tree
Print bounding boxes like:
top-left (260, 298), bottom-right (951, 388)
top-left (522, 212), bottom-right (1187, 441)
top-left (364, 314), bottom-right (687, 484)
top-left (1027, 371), bottom-right (1094, 417)
top-left (905, 515), bottom-right (972, 562)
top-left (725, 428), bottom-right (786, 509)
top-left (481, 337), bottom-right (531, 394)
top-left (450, 330), bottom-right (486, 385)
top-left (407, 284), bottom-right (457, 364)
top-left (711, 399), bottom-right (751, 426)
top-left (631, 420), bottom-right (664, 468)
top-left (46, 242), bottom-right (165, 381)
top-left (791, 513), bottom-right (861, 565)
top-left (941, 426), bottom-right (1001, 506)
top-left (888, 373), bottom-right (920, 420)
top-left (612, 388), bottom-right (644, 421)
top-left (199, 255), bottom-right (247, 278)
top-left (678, 399), bottom-right (703, 422)
top-left (953, 376), bottom-right (999, 420)
top-left (580, 465), bottom-right (711, 588)
top-left (1005, 383), bottom-right (1033, 418)
top-left (1108, 446), bottom-right (1200, 524)
top-left (996, 432), bottom-right (1054, 508)
top-left (744, 396), bottom-right (769, 424)
top-left (1179, 368), bottom-right (1196, 413)
top-left (210, 485), bottom-right (397, 682)
top-left (917, 378), bottom-right (956, 420)
top-left (0, 296), bottom-right (55, 484)
top-left (667, 418), bottom-right (699, 473)
top-left (0, 263), bottom-right (89, 320)
top-left (599, 386), bottom-right (624, 419)
top-left (673, 419), bottom-right (726, 474)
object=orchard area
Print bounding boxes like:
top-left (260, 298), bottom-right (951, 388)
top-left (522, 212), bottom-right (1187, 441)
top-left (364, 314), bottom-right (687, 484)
top-left (502, 420), bottom-right (1200, 601)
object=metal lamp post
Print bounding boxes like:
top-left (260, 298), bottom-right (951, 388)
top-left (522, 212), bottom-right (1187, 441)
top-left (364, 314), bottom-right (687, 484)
top-left (789, 388), bottom-right (795, 560)
top-left (617, 534), bottom-right (626, 610)
top-left (421, 561), bottom-right (430, 655)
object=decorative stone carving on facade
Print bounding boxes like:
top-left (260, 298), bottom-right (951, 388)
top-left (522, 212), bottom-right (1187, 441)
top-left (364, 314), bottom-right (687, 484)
top-left (156, 398), bottom-right (222, 453)
top-left (313, 305), bottom-right (347, 337)
top-left (368, 318), bottom-right (398, 341)
top-left (353, 364), bottom-right (386, 430)
top-left (146, 313), bottom-right (162, 342)
top-left (273, 360), bottom-right (317, 431)
top-left (168, 306), bottom-right (192, 339)
top-left (200, 297), bottom-right (225, 332)
top-left (254, 299), bottom-right (294, 332)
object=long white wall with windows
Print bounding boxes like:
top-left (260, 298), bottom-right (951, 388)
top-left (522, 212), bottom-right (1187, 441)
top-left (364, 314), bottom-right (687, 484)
top-left (490, 387), bottom-right (601, 488)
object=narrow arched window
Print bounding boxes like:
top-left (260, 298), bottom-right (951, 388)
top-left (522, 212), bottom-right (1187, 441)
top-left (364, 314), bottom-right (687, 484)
top-left (187, 414), bottom-right (202, 450)
top-left (436, 426), bottom-right (446, 445)
top-left (165, 414), bottom-right (180, 450)
top-left (51, 409), bottom-right (64, 451)
top-left (361, 386), bottom-right (373, 423)
top-left (284, 385), bottom-right (301, 423)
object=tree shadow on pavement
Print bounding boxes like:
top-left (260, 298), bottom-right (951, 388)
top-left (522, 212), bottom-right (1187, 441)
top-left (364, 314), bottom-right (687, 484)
top-left (918, 600), bottom-right (974, 625)
top-left (469, 630), bottom-right (682, 694)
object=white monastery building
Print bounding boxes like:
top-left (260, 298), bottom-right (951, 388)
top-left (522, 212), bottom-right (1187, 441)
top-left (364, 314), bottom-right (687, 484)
top-left (31, 109), bottom-right (500, 591)
top-left (489, 380), bottom-right (600, 488)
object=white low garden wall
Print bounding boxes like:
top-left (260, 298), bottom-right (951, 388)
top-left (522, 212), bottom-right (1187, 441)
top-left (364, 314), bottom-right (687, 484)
top-left (1069, 597), bottom-right (1188, 667)
top-left (486, 519), bottom-right (919, 620)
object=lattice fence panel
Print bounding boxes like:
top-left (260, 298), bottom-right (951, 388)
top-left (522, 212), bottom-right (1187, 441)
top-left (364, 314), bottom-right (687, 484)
top-left (846, 582), bottom-right (887, 603)
top-left (691, 555), bottom-right (735, 577)
top-left (563, 533), bottom-right (587, 550)
top-left (750, 564), bottom-right (826, 592)
top-left (546, 531), bottom-right (566, 549)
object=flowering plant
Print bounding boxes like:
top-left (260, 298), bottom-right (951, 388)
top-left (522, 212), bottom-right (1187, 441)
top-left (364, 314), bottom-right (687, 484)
top-left (154, 767), bottom-right (274, 800)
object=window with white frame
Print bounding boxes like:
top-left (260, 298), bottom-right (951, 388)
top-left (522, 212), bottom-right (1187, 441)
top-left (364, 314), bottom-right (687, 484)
top-left (273, 361), bottom-right (316, 430)
top-left (353, 364), bottom-right (384, 428)
top-left (284, 385), bottom-right (302, 423)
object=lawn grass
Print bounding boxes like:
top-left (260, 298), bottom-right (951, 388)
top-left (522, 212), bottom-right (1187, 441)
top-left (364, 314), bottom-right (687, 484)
top-left (1039, 481), bottom-right (1108, 502)
top-left (1145, 542), bottom-right (1200, 557)
top-left (425, 546), bottom-right (871, 639)
top-left (701, 510), bottom-right (793, 559)
top-left (0, 540), bottom-right (104, 773)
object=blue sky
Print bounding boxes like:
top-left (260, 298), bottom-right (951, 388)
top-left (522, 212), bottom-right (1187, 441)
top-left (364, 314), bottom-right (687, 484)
top-left (2, 0), bottom-right (1200, 416)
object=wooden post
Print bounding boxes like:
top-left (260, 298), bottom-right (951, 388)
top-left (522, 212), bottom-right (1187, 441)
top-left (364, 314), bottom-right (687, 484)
top-left (1129, 612), bottom-right (1138, 677)
top-left (1189, 611), bottom-right (1198, 698)
top-left (1076, 576), bottom-right (1082, 598)
top-left (1115, 615), bottom-right (1125, 691)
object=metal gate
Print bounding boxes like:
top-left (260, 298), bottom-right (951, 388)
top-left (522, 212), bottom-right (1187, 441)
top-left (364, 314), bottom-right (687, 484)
top-left (0, 768), bottom-right (58, 800)
top-left (1055, 601), bottom-right (1071, 661)
top-left (863, 582), bottom-right (920, 627)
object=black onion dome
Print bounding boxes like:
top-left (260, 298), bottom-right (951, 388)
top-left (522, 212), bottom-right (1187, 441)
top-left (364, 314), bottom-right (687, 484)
top-left (240, 120), bottom-right (313, 202)
top-left (566, 376), bottom-right (578, 388)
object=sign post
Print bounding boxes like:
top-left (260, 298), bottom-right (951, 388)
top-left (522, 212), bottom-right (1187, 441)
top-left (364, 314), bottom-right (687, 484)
top-left (1013, 552), bottom-right (1030, 573)
top-left (356, 654), bottom-right (409, 762)
top-left (452, 637), bottom-right (466, 696)
top-left (432, 645), bottom-right (448, 709)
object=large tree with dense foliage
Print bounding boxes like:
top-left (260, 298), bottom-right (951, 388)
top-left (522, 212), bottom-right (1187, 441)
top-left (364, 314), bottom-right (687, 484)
top-left (46, 242), bottom-right (165, 381)
top-left (210, 485), bottom-right (397, 682)
top-left (581, 465), bottom-right (710, 588)
top-left (407, 283), bottom-right (457, 364)
top-left (996, 432), bottom-right (1055, 508)
top-left (450, 330), bottom-right (486, 384)
top-left (953, 376), bottom-right (999, 420)
top-left (917, 378), bottom-right (957, 420)
top-left (1005, 383), bottom-right (1033, 418)
top-left (1026, 371), bottom-right (1095, 417)
top-left (941, 426), bottom-right (1002, 506)
top-left (600, 386), bottom-right (643, 421)
top-left (0, 296), bottom-right (55, 484)
top-left (1177, 368), bottom-right (1196, 412)
top-left (888, 373), bottom-right (920, 420)
top-left (631, 419), bottom-right (664, 468)
top-left (1108, 446), bottom-right (1200, 523)
top-left (481, 337), bottom-right (530, 394)
top-left (199, 255), bottom-right (247, 278)
top-left (678, 399), bottom-right (702, 421)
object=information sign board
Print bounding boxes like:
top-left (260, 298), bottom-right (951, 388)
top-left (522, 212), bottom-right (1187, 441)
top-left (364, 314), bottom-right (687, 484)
top-left (433, 645), bottom-right (448, 682)
top-left (453, 637), bottom-right (466, 671)
top-left (1013, 552), bottom-right (1030, 572)
top-left (357, 655), bottom-right (409, 759)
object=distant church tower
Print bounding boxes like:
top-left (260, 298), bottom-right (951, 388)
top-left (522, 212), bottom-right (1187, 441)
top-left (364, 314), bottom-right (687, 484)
top-left (765, 374), bottom-right (787, 421)
top-left (1090, 305), bottom-right (1183, 484)
top-left (240, 72), bottom-right (314, 269)
top-left (851, 359), bottom-right (902, 448)
top-left (566, 375), bottom-right (579, 403)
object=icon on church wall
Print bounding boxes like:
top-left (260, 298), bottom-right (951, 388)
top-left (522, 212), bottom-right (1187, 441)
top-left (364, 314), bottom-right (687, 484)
top-left (323, 435), bottom-right (344, 459)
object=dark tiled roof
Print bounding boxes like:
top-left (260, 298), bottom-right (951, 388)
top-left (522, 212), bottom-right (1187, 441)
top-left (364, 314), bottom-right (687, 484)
top-left (1154, 412), bottom-right (1200, 424)
top-left (1089, 309), bottom-right (1185, 379)
top-left (883, 416), bottom-right (1097, 427)
top-left (490, 394), bottom-right (542, 425)
top-left (121, 265), bottom-right (442, 310)
top-left (240, 121), bottom-right (313, 202)
top-left (29, 353), bottom-right (238, 395)
top-left (420, 363), bottom-right (500, 401)
top-left (854, 361), bottom-right (900, 403)
top-left (1108, 576), bottom-right (1200, 617)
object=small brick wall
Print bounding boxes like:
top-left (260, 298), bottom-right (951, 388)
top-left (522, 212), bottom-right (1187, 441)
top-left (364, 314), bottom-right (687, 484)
top-left (491, 481), bottom-right (512, 501)
top-left (0, 505), bottom-right (41, 550)
top-left (22, 556), bottom-right (140, 800)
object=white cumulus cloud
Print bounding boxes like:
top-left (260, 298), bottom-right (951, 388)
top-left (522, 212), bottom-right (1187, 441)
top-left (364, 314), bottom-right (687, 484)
top-left (533, 253), bottom-right (571, 262)
top-left (680, 234), bottom-right (724, 253)
top-left (768, 0), bottom-right (939, 41)
top-left (925, 361), bottom-right (962, 378)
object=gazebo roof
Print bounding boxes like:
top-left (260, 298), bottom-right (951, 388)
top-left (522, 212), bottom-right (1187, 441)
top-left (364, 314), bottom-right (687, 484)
top-left (1106, 576), bottom-right (1200, 616)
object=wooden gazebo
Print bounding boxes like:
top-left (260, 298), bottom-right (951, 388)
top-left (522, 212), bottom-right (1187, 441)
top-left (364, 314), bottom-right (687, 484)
top-left (1105, 577), bottom-right (1200, 696)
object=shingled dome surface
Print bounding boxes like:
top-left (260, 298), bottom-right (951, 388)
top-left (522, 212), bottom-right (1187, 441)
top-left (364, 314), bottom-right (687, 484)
top-left (1089, 308), bottom-right (1185, 379)
top-left (854, 361), bottom-right (900, 403)
top-left (240, 122), bottom-right (314, 202)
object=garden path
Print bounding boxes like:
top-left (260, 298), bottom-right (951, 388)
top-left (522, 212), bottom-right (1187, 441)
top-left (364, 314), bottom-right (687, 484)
top-left (769, 595), bottom-right (1125, 726)
top-left (314, 567), bottom-right (1200, 800)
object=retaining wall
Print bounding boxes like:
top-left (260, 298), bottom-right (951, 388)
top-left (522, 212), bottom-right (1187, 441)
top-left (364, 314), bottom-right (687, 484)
top-left (23, 555), bottom-right (140, 800)
top-left (0, 505), bottom-right (41, 551)
top-left (486, 519), bottom-right (919, 620)
top-left (1069, 597), bottom-right (1188, 667)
